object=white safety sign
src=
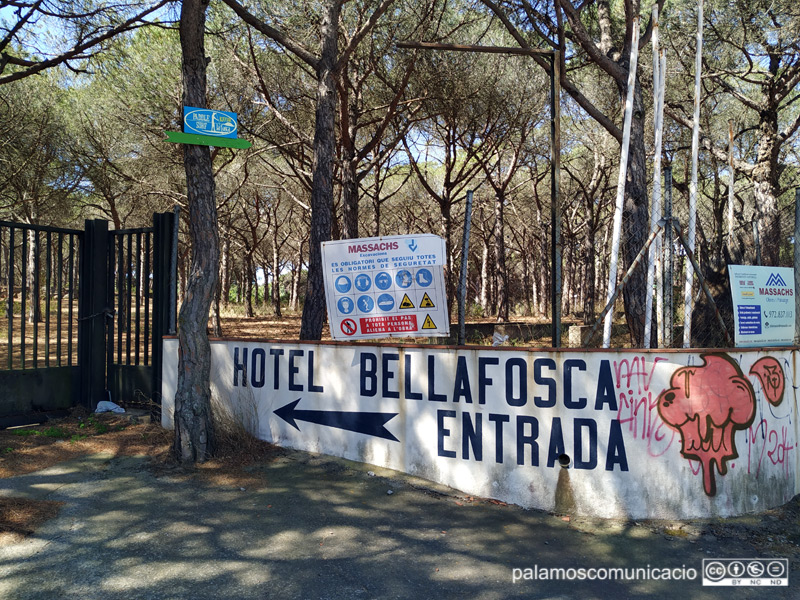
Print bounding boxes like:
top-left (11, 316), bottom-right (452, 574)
top-left (728, 264), bottom-right (795, 347)
top-left (322, 234), bottom-right (450, 340)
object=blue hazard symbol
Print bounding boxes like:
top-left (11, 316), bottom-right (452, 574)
top-left (355, 273), bottom-right (372, 292)
top-left (375, 271), bottom-right (392, 290)
top-left (337, 297), bottom-right (355, 315)
top-left (358, 295), bottom-right (375, 313)
top-left (377, 293), bottom-right (395, 312)
top-left (395, 270), bottom-right (413, 288)
top-left (415, 268), bottom-right (433, 287)
top-left (335, 275), bottom-right (352, 294)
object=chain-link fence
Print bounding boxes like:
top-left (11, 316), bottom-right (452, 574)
top-left (576, 174), bottom-right (797, 350)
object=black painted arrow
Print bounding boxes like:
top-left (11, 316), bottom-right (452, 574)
top-left (274, 399), bottom-right (399, 442)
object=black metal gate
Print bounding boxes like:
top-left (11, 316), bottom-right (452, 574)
top-left (1, 212), bottom-right (177, 427)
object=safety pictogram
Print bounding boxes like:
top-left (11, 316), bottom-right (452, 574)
top-left (341, 318), bottom-right (357, 336)
top-left (419, 292), bottom-right (435, 308)
top-left (399, 294), bottom-right (415, 309)
top-left (422, 314), bottom-right (437, 329)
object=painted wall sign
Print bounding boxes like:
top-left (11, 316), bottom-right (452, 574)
top-left (162, 341), bottom-right (799, 519)
top-left (322, 235), bottom-right (450, 340)
top-left (183, 106), bottom-right (238, 138)
top-left (728, 264), bottom-right (795, 347)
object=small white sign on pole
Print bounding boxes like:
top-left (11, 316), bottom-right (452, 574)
top-left (728, 264), bottom-right (795, 347)
top-left (322, 234), bottom-right (450, 340)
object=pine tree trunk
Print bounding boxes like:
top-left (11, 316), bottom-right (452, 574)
top-left (752, 109), bottom-right (782, 266)
top-left (173, 0), bottom-right (218, 464)
top-left (300, 0), bottom-right (339, 340)
top-left (620, 81), bottom-right (650, 345)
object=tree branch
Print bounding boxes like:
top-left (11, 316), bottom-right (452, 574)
top-left (220, 0), bottom-right (319, 70)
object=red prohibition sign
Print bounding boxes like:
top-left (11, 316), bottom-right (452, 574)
top-left (340, 318), bottom-right (357, 336)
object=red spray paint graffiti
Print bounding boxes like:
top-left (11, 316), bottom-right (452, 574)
top-left (656, 354), bottom-right (787, 497)
top-left (748, 357), bottom-right (785, 406)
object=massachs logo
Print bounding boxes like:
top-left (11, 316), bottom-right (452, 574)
top-left (765, 273), bottom-right (787, 287)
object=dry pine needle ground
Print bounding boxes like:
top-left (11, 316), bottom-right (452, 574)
top-left (0, 408), bottom-right (281, 544)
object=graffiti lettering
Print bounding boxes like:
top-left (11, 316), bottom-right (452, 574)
top-left (747, 419), bottom-right (796, 478)
top-left (657, 354), bottom-right (786, 497)
top-left (617, 391), bottom-right (676, 457)
top-left (657, 354), bottom-right (757, 496)
top-left (748, 357), bottom-right (785, 406)
top-left (615, 357), bottom-right (674, 456)
top-left (614, 356), bottom-right (668, 396)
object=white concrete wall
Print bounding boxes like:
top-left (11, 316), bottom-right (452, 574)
top-left (162, 339), bottom-right (799, 519)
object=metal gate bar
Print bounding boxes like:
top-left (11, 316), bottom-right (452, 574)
top-left (1, 222), bottom-right (82, 371)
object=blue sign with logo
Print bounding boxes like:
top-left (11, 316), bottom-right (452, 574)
top-left (184, 107), bottom-right (238, 139)
top-left (729, 264), bottom-right (794, 346)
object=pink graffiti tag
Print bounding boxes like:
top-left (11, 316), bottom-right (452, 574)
top-left (749, 357), bottom-right (785, 406)
top-left (656, 354), bottom-right (758, 496)
top-left (614, 356), bottom-right (675, 457)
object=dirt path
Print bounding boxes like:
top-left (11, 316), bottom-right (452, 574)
top-left (1, 412), bottom-right (797, 599)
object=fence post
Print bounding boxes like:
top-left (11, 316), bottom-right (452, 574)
top-left (78, 219), bottom-right (109, 410)
top-left (664, 166), bottom-right (674, 347)
top-left (151, 211), bottom-right (177, 410)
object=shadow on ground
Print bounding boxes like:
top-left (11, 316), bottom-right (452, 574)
top-left (0, 448), bottom-right (797, 600)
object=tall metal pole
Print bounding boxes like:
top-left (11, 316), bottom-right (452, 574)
top-left (645, 6), bottom-right (665, 349)
top-left (603, 17), bottom-right (640, 348)
top-left (551, 52), bottom-right (562, 348)
top-left (664, 166), bottom-right (674, 347)
top-left (683, 0), bottom-right (704, 348)
top-left (458, 190), bottom-right (474, 345)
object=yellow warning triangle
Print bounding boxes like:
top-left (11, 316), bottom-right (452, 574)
top-left (422, 314), bottom-right (437, 329)
top-left (399, 293), bottom-right (415, 309)
top-left (419, 292), bottom-right (435, 308)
